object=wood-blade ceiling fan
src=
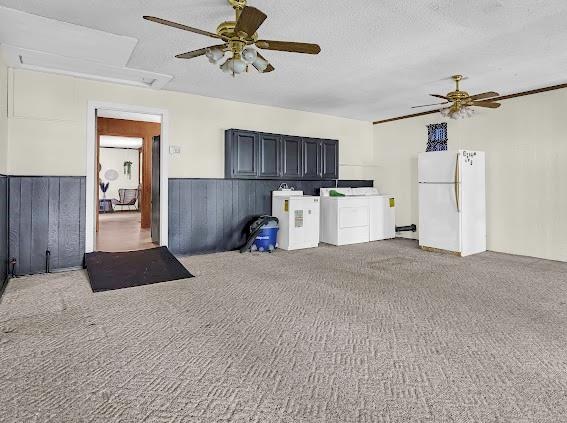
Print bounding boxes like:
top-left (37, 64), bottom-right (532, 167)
top-left (412, 75), bottom-right (501, 119)
top-left (143, 0), bottom-right (321, 75)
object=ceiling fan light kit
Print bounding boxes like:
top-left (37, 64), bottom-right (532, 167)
top-left (143, 0), bottom-right (321, 76)
top-left (252, 55), bottom-right (269, 72)
top-left (205, 47), bottom-right (225, 64)
top-left (440, 105), bottom-right (475, 120)
top-left (241, 47), bottom-right (257, 64)
top-left (413, 75), bottom-right (502, 120)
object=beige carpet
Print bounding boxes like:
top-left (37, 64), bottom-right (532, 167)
top-left (0, 239), bottom-right (566, 422)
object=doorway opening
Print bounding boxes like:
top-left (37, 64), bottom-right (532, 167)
top-left (86, 103), bottom-right (169, 253)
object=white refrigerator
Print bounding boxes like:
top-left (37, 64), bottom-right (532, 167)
top-left (418, 150), bottom-right (486, 256)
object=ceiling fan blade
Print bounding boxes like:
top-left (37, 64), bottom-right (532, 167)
top-left (471, 101), bottom-right (501, 109)
top-left (175, 44), bottom-right (227, 59)
top-left (253, 52), bottom-right (274, 73)
top-left (468, 91), bottom-right (499, 101)
top-left (176, 48), bottom-right (207, 60)
top-left (256, 40), bottom-right (321, 54)
top-left (411, 101), bottom-right (450, 109)
top-left (430, 94), bottom-right (450, 101)
top-left (234, 6), bottom-right (267, 36)
top-left (143, 16), bottom-right (220, 39)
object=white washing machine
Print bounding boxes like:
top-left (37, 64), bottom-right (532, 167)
top-left (272, 190), bottom-right (320, 250)
top-left (319, 187), bottom-right (395, 246)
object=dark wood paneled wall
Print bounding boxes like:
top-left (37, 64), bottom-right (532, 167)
top-left (4, 176), bottom-right (372, 277)
top-left (9, 176), bottom-right (85, 276)
top-left (168, 178), bottom-right (373, 256)
top-left (0, 175), bottom-right (7, 290)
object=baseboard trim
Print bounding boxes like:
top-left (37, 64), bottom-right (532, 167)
top-left (420, 245), bottom-right (462, 257)
top-left (51, 266), bottom-right (84, 274)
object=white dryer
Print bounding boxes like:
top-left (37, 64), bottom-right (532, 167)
top-left (272, 190), bottom-right (320, 250)
top-left (319, 187), bottom-right (396, 246)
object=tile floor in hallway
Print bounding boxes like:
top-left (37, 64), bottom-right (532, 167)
top-left (96, 211), bottom-right (156, 252)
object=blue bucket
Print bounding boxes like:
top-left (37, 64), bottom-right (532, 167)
top-left (252, 221), bottom-right (279, 252)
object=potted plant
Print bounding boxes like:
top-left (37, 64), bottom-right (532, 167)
top-left (123, 161), bottom-right (133, 179)
top-left (99, 181), bottom-right (110, 199)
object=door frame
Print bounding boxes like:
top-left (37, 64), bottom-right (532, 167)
top-left (86, 101), bottom-right (169, 253)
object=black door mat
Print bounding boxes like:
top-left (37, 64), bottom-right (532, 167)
top-left (84, 246), bottom-right (194, 292)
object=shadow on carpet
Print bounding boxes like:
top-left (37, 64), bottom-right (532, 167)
top-left (84, 246), bottom-right (193, 292)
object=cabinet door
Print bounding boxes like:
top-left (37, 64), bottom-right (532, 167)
top-left (231, 130), bottom-right (258, 177)
top-left (321, 139), bottom-right (339, 179)
top-left (259, 134), bottom-right (281, 177)
top-left (303, 138), bottom-right (321, 179)
top-left (282, 136), bottom-right (303, 178)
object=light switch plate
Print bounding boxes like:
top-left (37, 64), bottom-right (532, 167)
top-left (169, 145), bottom-right (181, 154)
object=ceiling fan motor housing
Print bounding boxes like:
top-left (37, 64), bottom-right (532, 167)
top-left (217, 21), bottom-right (258, 44)
top-left (448, 90), bottom-right (471, 103)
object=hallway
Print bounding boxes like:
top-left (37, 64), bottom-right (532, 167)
top-left (97, 212), bottom-right (156, 252)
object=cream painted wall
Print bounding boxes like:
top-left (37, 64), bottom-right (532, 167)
top-left (6, 69), bottom-right (375, 179)
top-left (373, 89), bottom-right (567, 262)
top-left (0, 56), bottom-right (7, 174)
top-left (99, 147), bottom-right (139, 207)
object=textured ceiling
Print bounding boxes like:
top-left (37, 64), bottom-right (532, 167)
top-left (1, 0), bottom-right (567, 121)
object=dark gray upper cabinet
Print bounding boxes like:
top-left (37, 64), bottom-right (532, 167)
top-left (321, 139), bottom-right (339, 180)
top-left (258, 133), bottom-right (281, 177)
top-left (225, 129), bottom-right (338, 180)
top-left (281, 136), bottom-right (303, 178)
top-left (302, 138), bottom-right (321, 179)
top-left (225, 130), bottom-right (259, 178)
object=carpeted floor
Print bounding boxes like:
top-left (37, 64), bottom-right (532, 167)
top-left (0, 239), bottom-right (566, 422)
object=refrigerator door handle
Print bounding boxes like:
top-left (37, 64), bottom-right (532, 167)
top-left (454, 153), bottom-right (461, 212)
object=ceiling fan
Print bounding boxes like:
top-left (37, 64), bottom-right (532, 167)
top-left (143, 0), bottom-right (321, 76)
top-left (412, 75), bottom-right (501, 119)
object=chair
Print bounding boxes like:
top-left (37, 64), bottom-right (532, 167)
top-left (112, 189), bottom-right (139, 211)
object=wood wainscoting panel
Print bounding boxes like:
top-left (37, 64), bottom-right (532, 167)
top-left (9, 176), bottom-right (86, 276)
top-left (168, 178), bottom-right (374, 256)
